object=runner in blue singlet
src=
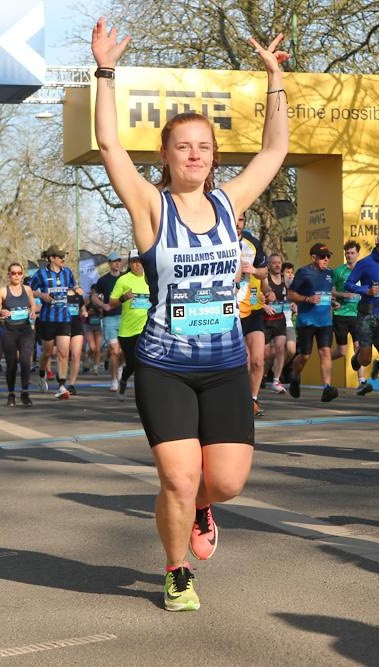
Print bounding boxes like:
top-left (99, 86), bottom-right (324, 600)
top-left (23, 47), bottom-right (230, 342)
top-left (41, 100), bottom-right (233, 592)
top-left (92, 17), bottom-right (289, 611)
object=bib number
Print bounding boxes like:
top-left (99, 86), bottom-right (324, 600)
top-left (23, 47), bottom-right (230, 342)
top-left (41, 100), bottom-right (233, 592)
top-left (68, 303), bottom-right (80, 316)
top-left (315, 291), bottom-right (331, 306)
top-left (10, 307), bottom-right (29, 321)
top-left (131, 294), bottom-right (150, 309)
top-left (170, 286), bottom-right (235, 335)
top-left (250, 287), bottom-right (258, 305)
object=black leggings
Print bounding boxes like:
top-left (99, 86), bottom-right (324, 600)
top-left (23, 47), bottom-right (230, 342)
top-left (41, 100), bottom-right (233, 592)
top-left (2, 327), bottom-right (35, 392)
top-left (118, 334), bottom-right (139, 383)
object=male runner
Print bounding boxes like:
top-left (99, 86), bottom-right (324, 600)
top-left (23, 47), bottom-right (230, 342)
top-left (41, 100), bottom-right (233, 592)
top-left (31, 245), bottom-right (80, 399)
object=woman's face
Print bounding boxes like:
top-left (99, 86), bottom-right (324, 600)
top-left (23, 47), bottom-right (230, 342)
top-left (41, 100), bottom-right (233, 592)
top-left (8, 265), bottom-right (24, 285)
top-left (161, 120), bottom-right (214, 188)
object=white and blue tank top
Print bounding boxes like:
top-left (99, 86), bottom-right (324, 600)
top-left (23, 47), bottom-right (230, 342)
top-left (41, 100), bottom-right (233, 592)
top-left (136, 188), bottom-right (246, 372)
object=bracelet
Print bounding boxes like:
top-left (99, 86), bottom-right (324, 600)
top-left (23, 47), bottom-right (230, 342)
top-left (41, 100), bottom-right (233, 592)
top-left (95, 67), bottom-right (115, 79)
top-left (119, 294), bottom-right (126, 303)
top-left (266, 88), bottom-right (287, 115)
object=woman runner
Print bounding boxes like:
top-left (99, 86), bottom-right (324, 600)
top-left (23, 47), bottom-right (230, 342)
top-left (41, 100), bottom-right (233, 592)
top-left (92, 16), bottom-right (289, 611)
top-left (0, 263), bottom-right (36, 406)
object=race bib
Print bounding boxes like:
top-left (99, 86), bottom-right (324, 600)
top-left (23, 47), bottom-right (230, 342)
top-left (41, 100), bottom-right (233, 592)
top-left (270, 302), bottom-right (284, 314)
top-left (131, 294), bottom-right (150, 310)
top-left (250, 287), bottom-right (258, 305)
top-left (170, 286), bottom-right (235, 335)
top-left (10, 307), bottom-right (29, 321)
top-left (315, 291), bottom-right (331, 306)
top-left (68, 303), bottom-right (80, 316)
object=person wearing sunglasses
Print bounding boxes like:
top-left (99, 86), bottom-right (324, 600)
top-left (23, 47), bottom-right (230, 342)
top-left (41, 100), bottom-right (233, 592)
top-left (30, 245), bottom-right (81, 400)
top-left (0, 263), bottom-right (36, 406)
top-left (287, 243), bottom-right (339, 403)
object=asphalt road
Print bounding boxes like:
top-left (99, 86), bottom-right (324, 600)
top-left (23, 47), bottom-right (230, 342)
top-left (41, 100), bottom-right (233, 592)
top-left (0, 369), bottom-right (378, 666)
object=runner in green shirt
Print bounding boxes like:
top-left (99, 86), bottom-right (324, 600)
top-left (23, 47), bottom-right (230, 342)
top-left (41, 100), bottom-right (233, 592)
top-left (331, 240), bottom-right (368, 394)
top-left (110, 249), bottom-right (150, 400)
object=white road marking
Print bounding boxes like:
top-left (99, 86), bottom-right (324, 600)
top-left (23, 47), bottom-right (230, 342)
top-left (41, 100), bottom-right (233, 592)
top-left (1, 424), bottom-right (378, 566)
top-left (0, 421), bottom-right (50, 439)
top-left (0, 633), bottom-right (117, 658)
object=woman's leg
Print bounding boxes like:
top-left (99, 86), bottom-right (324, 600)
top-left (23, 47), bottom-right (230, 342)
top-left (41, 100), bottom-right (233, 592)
top-left (197, 443), bottom-right (254, 506)
top-left (19, 329), bottom-right (35, 390)
top-left (2, 330), bottom-right (18, 392)
top-left (94, 330), bottom-right (102, 367)
top-left (152, 439), bottom-right (202, 568)
top-left (69, 335), bottom-right (84, 386)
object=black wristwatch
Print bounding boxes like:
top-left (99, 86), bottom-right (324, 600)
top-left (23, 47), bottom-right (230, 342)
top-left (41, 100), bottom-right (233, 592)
top-left (119, 294), bottom-right (126, 303)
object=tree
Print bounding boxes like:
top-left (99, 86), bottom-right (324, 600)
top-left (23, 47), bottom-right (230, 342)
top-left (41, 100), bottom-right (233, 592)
top-left (69, 0), bottom-right (378, 256)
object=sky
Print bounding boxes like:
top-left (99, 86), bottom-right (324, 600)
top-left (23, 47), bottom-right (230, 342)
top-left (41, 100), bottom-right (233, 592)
top-left (44, 0), bottom-right (101, 66)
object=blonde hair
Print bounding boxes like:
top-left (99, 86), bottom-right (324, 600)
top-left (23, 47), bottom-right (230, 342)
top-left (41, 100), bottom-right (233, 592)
top-left (159, 112), bottom-right (219, 193)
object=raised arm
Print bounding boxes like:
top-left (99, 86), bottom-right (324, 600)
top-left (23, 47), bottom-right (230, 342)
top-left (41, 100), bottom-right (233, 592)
top-left (222, 34), bottom-right (289, 217)
top-left (92, 17), bottom-right (161, 252)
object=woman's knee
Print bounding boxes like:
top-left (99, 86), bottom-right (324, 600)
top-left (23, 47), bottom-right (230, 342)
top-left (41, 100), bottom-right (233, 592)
top-left (204, 464), bottom-right (253, 502)
top-left (159, 469), bottom-right (200, 504)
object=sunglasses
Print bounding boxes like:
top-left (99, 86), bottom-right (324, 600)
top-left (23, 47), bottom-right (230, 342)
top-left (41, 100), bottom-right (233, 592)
top-left (10, 270), bottom-right (23, 276)
top-left (318, 254), bottom-right (330, 259)
top-left (54, 255), bottom-right (65, 259)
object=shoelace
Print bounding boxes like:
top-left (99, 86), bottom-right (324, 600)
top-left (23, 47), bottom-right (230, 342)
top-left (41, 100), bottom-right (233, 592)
top-left (171, 567), bottom-right (194, 592)
top-left (195, 507), bottom-right (212, 535)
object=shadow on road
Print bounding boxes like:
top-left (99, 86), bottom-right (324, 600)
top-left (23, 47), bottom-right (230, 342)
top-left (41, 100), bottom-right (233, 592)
top-left (274, 613), bottom-right (379, 667)
top-left (0, 547), bottom-right (162, 607)
top-left (58, 492), bottom-right (156, 520)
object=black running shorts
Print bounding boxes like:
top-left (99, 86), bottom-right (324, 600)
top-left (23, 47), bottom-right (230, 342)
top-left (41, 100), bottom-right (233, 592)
top-left (241, 310), bottom-right (264, 336)
top-left (296, 325), bottom-right (333, 355)
top-left (333, 315), bottom-right (359, 345)
top-left (134, 362), bottom-right (254, 448)
top-left (38, 321), bottom-right (71, 340)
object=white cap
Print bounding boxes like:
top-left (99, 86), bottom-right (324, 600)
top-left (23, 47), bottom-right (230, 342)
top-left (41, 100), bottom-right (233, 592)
top-left (129, 248), bottom-right (140, 261)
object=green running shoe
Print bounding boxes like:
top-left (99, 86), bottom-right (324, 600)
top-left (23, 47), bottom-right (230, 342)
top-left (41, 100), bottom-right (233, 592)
top-left (164, 566), bottom-right (200, 612)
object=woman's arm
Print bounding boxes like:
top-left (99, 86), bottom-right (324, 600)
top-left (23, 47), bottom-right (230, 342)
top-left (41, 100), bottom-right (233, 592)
top-left (26, 286), bottom-right (37, 319)
top-left (92, 17), bottom-right (161, 253)
top-left (222, 34), bottom-right (289, 217)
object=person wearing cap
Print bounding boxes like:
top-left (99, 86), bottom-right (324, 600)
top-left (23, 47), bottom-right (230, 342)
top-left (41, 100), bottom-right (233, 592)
top-left (287, 243), bottom-right (339, 402)
top-left (331, 241), bottom-right (368, 394)
top-left (109, 249), bottom-right (150, 400)
top-left (92, 250), bottom-right (124, 391)
top-left (30, 245), bottom-right (81, 400)
top-left (345, 235), bottom-right (379, 378)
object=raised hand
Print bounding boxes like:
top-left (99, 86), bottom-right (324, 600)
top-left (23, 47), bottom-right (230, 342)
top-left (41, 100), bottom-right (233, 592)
top-left (91, 16), bottom-right (131, 68)
top-left (248, 34), bottom-right (290, 72)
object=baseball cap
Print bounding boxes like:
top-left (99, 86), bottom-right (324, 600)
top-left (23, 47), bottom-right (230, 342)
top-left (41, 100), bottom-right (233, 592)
top-left (309, 243), bottom-right (333, 258)
top-left (129, 248), bottom-right (140, 261)
top-left (46, 245), bottom-right (66, 258)
top-left (107, 251), bottom-right (122, 262)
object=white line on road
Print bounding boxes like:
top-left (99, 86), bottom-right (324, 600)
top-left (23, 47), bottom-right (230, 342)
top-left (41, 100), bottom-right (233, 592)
top-left (2, 423), bottom-right (379, 567)
top-left (0, 633), bottom-right (117, 658)
top-left (0, 420), bottom-right (51, 439)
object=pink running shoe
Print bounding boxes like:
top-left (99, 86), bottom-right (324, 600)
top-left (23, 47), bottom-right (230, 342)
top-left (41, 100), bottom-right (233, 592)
top-left (190, 505), bottom-right (218, 560)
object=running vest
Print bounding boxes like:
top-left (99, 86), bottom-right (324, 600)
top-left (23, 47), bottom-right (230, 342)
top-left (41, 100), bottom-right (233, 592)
top-left (237, 231), bottom-right (266, 317)
top-left (264, 274), bottom-right (287, 320)
top-left (136, 188), bottom-right (246, 372)
top-left (3, 286), bottom-right (31, 330)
